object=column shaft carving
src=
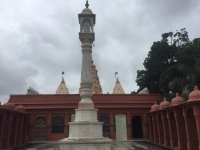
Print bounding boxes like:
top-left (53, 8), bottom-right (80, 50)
top-left (182, 107), bottom-right (191, 150)
top-left (152, 114), bottom-right (157, 143)
top-left (161, 112), bottom-right (169, 146)
top-left (148, 116), bottom-right (153, 141)
top-left (46, 114), bottom-right (51, 141)
top-left (127, 113), bottom-right (131, 140)
top-left (167, 111), bottom-right (175, 147)
top-left (28, 115), bottom-right (34, 142)
top-left (194, 105), bottom-right (200, 150)
top-left (109, 112), bottom-right (114, 139)
top-left (174, 109), bottom-right (187, 150)
top-left (17, 116), bottom-right (24, 145)
top-left (156, 114), bottom-right (161, 144)
top-left (4, 113), bottom-right (13, 149)
top-left (65, 112), bottom-right (69, 137)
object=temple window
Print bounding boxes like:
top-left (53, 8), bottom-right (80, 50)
top-left (51, 116), bottom-right (64, 133)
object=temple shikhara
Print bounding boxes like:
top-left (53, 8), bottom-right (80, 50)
top-left (0, 1), bottom-right (200, 150)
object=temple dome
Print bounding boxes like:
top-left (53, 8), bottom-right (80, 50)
top-left (112, 78), bottom-right (125, 94)
top-left (56, 78), bottom-right (69, 94)
top-left (171, 93), bottom-right (185, 105)
top-left (160, 98), bottom-right (170, 109)
top-left (150, 101), bottom-right (159, 112)
top-left (2, 102), bottom-right (15, 109)
top-left (81, 8), bottom-right (93, 14)
top-left (188, 86), bottom-right (200, 101)
top-left (15, 104), bottom-right (26, 112)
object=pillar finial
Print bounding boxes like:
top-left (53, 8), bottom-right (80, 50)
top-left (85, 0), bottom-right (89, 8)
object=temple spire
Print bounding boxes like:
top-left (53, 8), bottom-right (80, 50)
top-left (112, 78), bottom-right (125, 94)
top-left (56, 74), bottom-right (69, 94)
top-left (85, 0), bottom-right (89, 8)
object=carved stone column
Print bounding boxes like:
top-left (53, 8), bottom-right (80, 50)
top-left (59, 2), bottom-right (112, 149)
top-left (127, 113), bottom-right (132, 140)
top-left (174, 108), bottom-right (187, 150)
top-left (156, 114), bottom-right (161, 144)
top-left (64, 112), bottom-right (69, 137)
top-left (0, 113), bottom-right (6, 149)
top-left (17, 116), bottom-right (24, 146)
top-left (182, 107), bottom-right (191, 150)
top-left (4, 113), bottom-right (13, 149)
top-left (46, 113), bottom-right (51, 141)
top-left (166, 111), bottom-right (174, 147)
top-left (148, 115), bottom-right (153, 141)
top-left (13, 115), bottom-right (20, 147)
top-left (28, 115), bottom-right (34, 142)
top-left (194, 105), bottom-right (200, 150)
top-left (109, 111), bottom-right (114, 139)
top-left (152, 114), bottom-right (158, 143)
top-left (161, 111), bottom-right (170, 146)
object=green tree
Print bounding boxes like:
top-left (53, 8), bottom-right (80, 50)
top-left (136, 29), bottom-right (200, 101)
top-left (136, 32), bottom-right (178, 93)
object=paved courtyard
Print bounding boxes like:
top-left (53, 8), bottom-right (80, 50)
top-left (11, 141), bottom-right (174, 150)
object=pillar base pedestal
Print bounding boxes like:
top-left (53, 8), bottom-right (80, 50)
top-left (59, 138), bottom-right (112, 150)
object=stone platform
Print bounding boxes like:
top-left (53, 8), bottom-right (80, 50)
top-left (11, 141), bottom-right (175, 150)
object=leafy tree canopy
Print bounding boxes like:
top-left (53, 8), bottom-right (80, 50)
top-left (136, 28), bottom-right (200, 101)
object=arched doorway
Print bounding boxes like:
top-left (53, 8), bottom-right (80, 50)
top-left (99, 115), bottom-right (110, 138)
top-left (187, 108), bottom-right (198, 150)
top-left (132, 115), bottom-right (143, 138)
top-left (34, 116), bottom-right (47, 141)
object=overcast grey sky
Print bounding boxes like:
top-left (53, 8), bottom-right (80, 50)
top-left (0, 0), bottom-right (200, 104)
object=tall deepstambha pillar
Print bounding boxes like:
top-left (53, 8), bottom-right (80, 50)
top-left (78, 7), bottom-right (95, 108)
top-left (59, 1), bottom-right (112, 149)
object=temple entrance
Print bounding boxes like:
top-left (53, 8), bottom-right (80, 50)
top-left (99, 115), bottom-right (110, 138)
top-left (132, 115), bottom-right (143, 138)
top-left (34, 116), bottom-right (47, 141)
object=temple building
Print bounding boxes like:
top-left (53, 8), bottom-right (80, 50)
top-left (79, 60), bottom-right (103, 94)
top-left (0, 1), bottom-right (200, 150)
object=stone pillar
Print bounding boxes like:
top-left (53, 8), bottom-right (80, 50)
top-left (174, 109), bottom-right (187, 150)
top-left (161, 111), bottom-right (170, 146)
top-left (143, 113), bottom-right (148, 138)
top-left (3, 113), bottom-right (13, 149)
top-left (156, 114), bottom-right (162, 144)
top-left (182, 107), bottom-right (191, 150)
top-left (78, 38), bottom-right (93, 109)
top-left (24, 116), bottom-right (29, 144)
top-left (194, 105), bottom-right (200, 150)
top-left (152, 114), bottom-right (158, 143)
top-left (46, 113), bottom-right (51, 141)
top-left (59, 2), bottom-right (112, 149)
top-left (13, 115), bottom-right (20, 147)
top-left (148, 115), bottom-right (153, 141)
top-left (17, 116), bottom-right (24, 146)
top-left (64, 112), bottom-right (69, 137)
top-left (127, 113), bottom-right (131, 140)
top-left (109, 111), bottom-right (114, 139)
top-left (28, 115), bottom-right (34, 142)
top-left (0, 113), bottom-right (6, 150)
top-left (166, 111), bottom-right (174, 147)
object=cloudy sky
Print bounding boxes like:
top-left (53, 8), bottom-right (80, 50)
top-left (0, 0), bottom-right (200, 104)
